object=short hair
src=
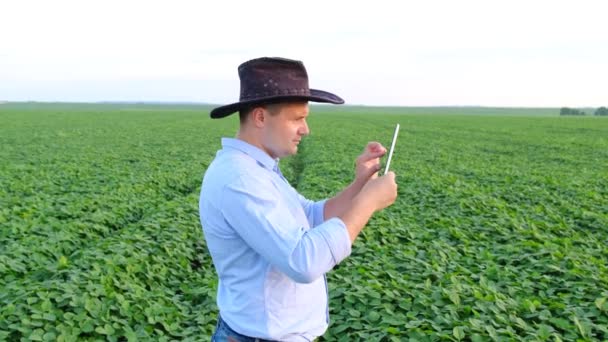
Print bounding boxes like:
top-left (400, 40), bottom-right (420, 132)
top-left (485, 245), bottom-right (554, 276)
top-left (238, 107), bottom-right (254, 124)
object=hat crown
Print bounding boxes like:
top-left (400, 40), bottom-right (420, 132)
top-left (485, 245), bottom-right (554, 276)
top-left (238, 57), bottom-right (311, 101)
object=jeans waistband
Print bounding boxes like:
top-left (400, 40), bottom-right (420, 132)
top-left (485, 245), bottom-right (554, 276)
top-left (213, 315), bottom-right (276, 342)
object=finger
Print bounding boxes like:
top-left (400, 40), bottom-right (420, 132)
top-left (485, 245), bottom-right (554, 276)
top-left (361, 147), bottom-right (386, 160)
top-left (365, 152), bottom-right (386, 163)
top-left (366, 141), bottom-right (386, 153)
top-left (361, 162), bottom-right (380, 176)
top-left (357, 144), bottom-right (386, 165)
top-left (367, 141), bottom-right (385, 148)
top-left (371, 148), bottom-right (387, 158)
top-left (370, 164), bottom-right (381, 178)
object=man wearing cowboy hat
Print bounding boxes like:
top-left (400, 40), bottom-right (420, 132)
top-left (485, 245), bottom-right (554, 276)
top-left (199, 57), bottom-right (397, 341)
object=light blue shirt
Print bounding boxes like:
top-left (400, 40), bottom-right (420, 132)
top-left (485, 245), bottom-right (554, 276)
top-left (199, 138), bottom-right (352, 341)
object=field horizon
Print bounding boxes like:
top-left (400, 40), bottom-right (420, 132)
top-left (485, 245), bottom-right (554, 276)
top-left (0, 101), bottom-right (572, 116)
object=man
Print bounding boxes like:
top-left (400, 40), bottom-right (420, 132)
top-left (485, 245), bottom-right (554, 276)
top-left (199, 57), bottom-right (397, 341)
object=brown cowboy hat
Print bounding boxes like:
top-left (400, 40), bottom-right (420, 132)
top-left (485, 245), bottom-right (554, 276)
top-left (210, 57), bottom-right (345, 119)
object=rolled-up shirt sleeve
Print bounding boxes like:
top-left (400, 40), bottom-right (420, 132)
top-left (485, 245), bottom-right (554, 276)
top-left (221, 174), bottom-right (352, 283)
top-left (297, 194), bottom-right (327, 228)
top-left (311, 199), bottom-right (327, 227)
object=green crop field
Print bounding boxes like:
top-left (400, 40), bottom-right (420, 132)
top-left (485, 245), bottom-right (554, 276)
top-left (1, 103), bottom-right (607, 341)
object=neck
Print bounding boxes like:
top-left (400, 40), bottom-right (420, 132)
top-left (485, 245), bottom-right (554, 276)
top-left (237, 126), bottom-right (273, 158)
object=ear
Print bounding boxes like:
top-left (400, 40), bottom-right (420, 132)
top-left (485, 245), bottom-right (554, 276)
top-left (251, 107), bottom-right (266, 128)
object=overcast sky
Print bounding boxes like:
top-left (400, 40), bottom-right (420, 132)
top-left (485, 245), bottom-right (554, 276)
top-left (1, 0), bottom-right (606, 107)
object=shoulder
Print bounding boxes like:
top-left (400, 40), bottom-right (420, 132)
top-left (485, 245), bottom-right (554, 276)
top-left (202, 150), bottom-right (274, 196)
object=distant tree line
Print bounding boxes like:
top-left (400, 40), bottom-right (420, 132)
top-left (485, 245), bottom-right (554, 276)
top-left (560, 107), bottom-right (585, 116)
top-left (560, 107), bottom-right (608, 116)
top-left (595, 107), bottom-right (608, 116)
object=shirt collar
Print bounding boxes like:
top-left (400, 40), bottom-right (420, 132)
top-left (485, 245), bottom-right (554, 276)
top-left (222, 137), bottom-right (278, 170)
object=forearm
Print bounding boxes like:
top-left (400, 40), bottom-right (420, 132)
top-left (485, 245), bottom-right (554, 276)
top-left (338, 195), bottom-right (376, 243)
top-left (328, 173), bottom-right (397, 244)
top-left (324, 179), bottom-right (366, 220)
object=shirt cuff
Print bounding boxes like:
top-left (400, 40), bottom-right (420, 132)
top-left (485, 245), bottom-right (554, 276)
top-left (317, 217), bottom-right (352, 265)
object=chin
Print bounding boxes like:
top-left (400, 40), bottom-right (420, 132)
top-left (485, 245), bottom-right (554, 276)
top-left (282, 148), bottom-right (297, 158)
top-left (274, 144), bottom-right (299, 158)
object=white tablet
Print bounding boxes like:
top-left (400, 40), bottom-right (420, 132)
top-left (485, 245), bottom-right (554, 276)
top-left (384, 124), bottom-right (400, 175)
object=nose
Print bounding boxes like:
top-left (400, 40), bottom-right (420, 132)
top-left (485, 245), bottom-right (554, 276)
top-left (300, 119), bottom-right (310, 136)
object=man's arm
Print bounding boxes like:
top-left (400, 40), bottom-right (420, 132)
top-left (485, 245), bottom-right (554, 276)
top-left (323, 179), bottom-right (366, 219)
top-left (338, 173), bottom-right (397, 243)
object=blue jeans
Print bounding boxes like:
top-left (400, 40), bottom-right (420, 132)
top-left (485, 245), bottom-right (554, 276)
top-left (211, 315), bottom-right (275, 342)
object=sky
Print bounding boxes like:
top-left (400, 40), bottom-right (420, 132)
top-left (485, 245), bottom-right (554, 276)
top-left (1, 0), bottom-right (607, 107)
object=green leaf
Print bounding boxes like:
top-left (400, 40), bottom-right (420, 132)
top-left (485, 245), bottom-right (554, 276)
top-left (332, 324), bottom-right (349, 334)
top-left (536, 324), bottom-right (554, 339)
top-left (448, 290), bottom-right (460, 306)
top-left (95, 326), bottom-right (107, 335)
top-left (572, 316), bottom-right (587, 338)
top-left (81, 320), bottom-right (94, 333)
top-left (43, 313), bottom-right (56, 321)
top-left (29, 329), bottom-right (44, 341)
top-left (58, 255), bottom-right (69, 269)
top-left (124, 326), bottom-right (138, 342)
top-left (485, 325), bottom-right (498, 340)
top-left (43, 332), bottom-right (57, 341)
top-left (40, 299), bottom-right (52, 311)
top-left (596, 297), bottom-right (607, 311)
top-left (453, 326), bottom-right (465, 340)
top-left (548, 317), bottom-right (570, 330)
top-left (367, 311), bottom-right (380, 322)
top-left (386, 327), bottom-right (399, 335)
top-left (470, 334), bottom-right (485, 342)
top-left (104, 324), bottom-right (115, 335)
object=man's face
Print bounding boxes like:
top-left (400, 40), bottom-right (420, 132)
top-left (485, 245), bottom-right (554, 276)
top-left (261, 102), bottom-right (310, 159)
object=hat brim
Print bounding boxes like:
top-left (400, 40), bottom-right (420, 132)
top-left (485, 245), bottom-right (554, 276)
top-left (209, 89), bottom-right (344, 119)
